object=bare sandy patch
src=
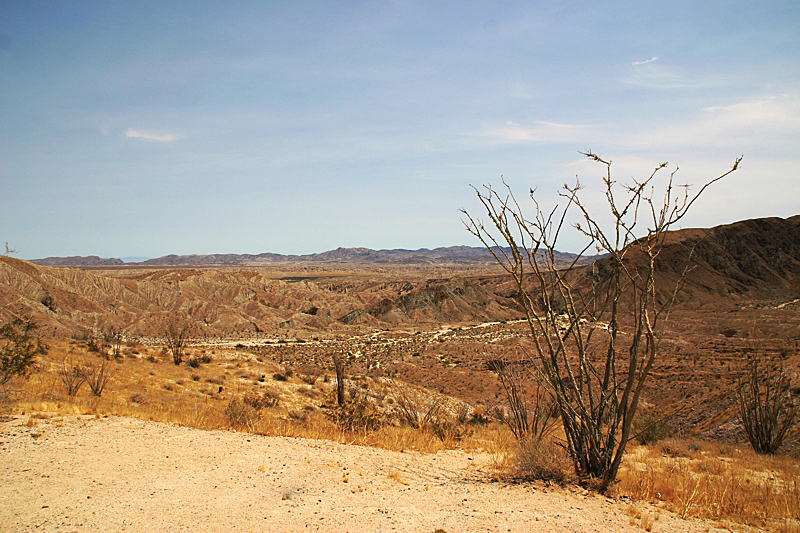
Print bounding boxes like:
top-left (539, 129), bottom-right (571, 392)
top-left (0, 414), bottom-right (737, 533)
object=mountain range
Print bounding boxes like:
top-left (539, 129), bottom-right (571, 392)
top-left (30, 246), bottom-right (595, 268)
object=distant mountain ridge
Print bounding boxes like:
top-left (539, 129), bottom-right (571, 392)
top-left (31, 246), bottom-right (594, 268)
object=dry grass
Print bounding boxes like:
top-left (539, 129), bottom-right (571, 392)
top-left (496, 435), bottom-right (575, 483)
top-left (8, 338), bottom-right (499, 454)
top-left (616, 441), bottom-right (800, 532)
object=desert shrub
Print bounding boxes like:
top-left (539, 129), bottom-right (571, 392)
top-left (200, 354), bottom-right (212, 364)
top-left (738, 350), bottom-right (797, 454)
top-left (243, 390), bottom-right (279, 410)
top-left (511, 437), bottom-right (574, 483)
top-left (468, 411), bottom-right (491, 426)
top-left (287, 409), bottom-right (307, 422)
top-left (1, 316), bottom-right (47, 385)
top-left (164, 317), bottom-right (190, 365)
top-left (85, 335), bottom-right (101, 353)
top-left (394, 390), bottom-right (443, 430)
top-left (187, 357), bottom-right (201, 368)
top-left (272, 372), bottom-right (288, 382)
top-left (300, 374), bottom-right (318, 385)
top-left (658, 438), bottom-right (693, 458)
top-left (83, 360), bottom-right (112, 396)
top-left (130, 393), bottom-right (148, 404)
top-left (225, 398), bottom-right (260, 430)
top-left (205, 375), bottom-right (224, 385)
top-left (329, 390), bottom-right (387, 432)
top-left (298, 386), bottom-right (319, 399)
top-left (59, 357), bottom-right (87, 396)
top-left (633, 412), bottom-right (675, 445)
top-left (429, 419), bottom-right (473, 443)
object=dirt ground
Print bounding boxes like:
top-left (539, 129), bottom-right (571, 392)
top-left (1, 414), bottom-right (737, 533)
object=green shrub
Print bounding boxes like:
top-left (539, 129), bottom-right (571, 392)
top-left (1, 316), bottom-right (47, 385)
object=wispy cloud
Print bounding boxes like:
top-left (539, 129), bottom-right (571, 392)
top-left (124, 128), bottom-right (181, 142)
top-left (620, 58), bottom-right (720, 89)
top-left (628, 92), bottom-right (800, 148)
top-left (482, 120), bottom-right (588, 143)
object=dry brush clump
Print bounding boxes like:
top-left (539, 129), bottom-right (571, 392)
top-left (616, 440), bottom-right (800, 530)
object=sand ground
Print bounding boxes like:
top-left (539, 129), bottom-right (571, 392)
top-left (1, 414), bottom-right (734, 533)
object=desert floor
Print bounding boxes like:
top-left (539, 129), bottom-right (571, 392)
top-left (1, 414), bottom-right (738, 533)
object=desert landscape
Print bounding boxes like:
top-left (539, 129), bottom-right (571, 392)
top-left (1, 215), bottom-right (799, 532)
top-left (4, 2), bottom-right (799, 531)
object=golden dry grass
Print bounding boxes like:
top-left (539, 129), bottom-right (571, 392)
top-left (615, 441), bottom-right (800, 532)
top-left (7, 338), bottom-right (501, 455)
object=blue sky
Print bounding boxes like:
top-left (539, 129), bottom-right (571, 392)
top-left (2, 0), bottom-right (798, 259)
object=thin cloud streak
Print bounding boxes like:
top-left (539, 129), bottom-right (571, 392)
top-left (482, 120), bottom-right (589, 143)
top-left (124, 129), bottom-right (181, 142)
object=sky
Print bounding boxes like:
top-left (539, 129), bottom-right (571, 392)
top-left (1, 0), bottom-right (798, 260)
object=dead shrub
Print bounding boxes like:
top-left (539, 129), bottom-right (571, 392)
top-left (205, 375), bottom-right (224, 385)
top-left (243, 390), bottom-right (280, 410)
top-left (658, 438), bottom-right (693, 458)
top-left (633, 411), bottom-right (675, 445)
top-left (225, 398), bottom-right (260, 430)
top-left (510, 436), bottom-right (574, 483)
top-left (59, 356), bottom-right (86, 396)
top-left (130, 393), bottom-right (148, 404)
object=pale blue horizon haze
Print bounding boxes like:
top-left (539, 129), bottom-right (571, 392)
top-left (2, 1), bottom-right (798, 260)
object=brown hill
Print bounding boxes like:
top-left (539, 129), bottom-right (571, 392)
top-left (366, 277), bottom-right (523, 324)
top-left (584, 215), bottom-right (800, 309)
top-left (0, 257), bottom-right (521, 338)
top-left (663, 215), bottom-right (800, 303)
top-left (4, 215), bottom-right (798, 338)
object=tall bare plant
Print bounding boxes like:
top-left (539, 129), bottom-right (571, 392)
top-left (463, 152), bottom-right (740, 491)
top-left (738, 349), bottom-right (796, 454)
top-left (164, 317), bottom-right (190, 366)
top-left (487, 357), bottom-right (558, 441)
top-left (84, 360), bottom-right (113, 397)
top-left (59, 356), bottom-right (87, 396)
top-left (332, 352), bottom-right (348, 406)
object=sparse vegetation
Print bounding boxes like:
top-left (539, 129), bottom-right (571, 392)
top-left (486, 358), bottom-right (557, 441)
top-left (616, 440), bottom-right (800, 530)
